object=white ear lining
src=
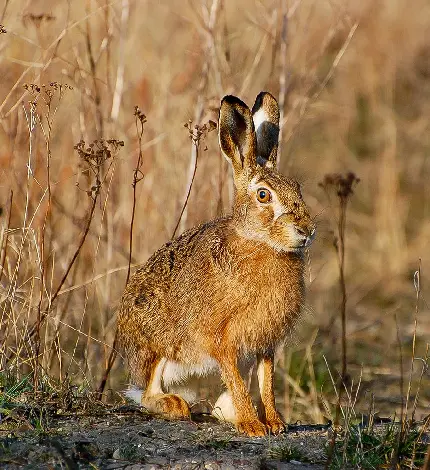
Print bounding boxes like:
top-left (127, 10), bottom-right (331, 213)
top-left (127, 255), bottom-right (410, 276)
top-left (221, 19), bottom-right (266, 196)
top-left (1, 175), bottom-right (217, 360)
top-left (252, 108), bottom-right (267, 132)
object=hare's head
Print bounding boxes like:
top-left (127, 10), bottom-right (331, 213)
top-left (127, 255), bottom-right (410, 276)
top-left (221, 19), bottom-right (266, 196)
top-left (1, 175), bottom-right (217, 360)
top-left (219, 92), bottom-right (315, 253)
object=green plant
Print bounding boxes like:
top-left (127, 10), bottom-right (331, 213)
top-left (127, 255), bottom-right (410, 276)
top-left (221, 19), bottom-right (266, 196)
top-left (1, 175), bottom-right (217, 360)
top-left (0, 372), bottom-right (32, 414)
top-left (267, 443), bottom-right (310, 463)
top-left (329, 420), bottom-right (429, 469)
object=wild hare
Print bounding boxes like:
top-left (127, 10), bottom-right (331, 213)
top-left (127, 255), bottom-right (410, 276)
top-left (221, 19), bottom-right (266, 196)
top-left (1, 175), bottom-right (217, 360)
top-left (118, 92), bottom-right (316, 437)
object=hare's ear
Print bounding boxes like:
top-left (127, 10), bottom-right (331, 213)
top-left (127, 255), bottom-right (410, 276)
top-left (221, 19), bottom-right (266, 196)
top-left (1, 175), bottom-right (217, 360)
top-left (219, 95), bottom-right (256, 174)
top-left (252, 92), bottom-right (280, 167)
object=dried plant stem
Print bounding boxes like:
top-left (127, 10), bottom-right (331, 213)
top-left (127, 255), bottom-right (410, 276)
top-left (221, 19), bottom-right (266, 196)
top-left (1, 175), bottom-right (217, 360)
top-left (321, 173), bottom-right (359, 470)
top-left (275, 0), bottom-right (301, 162)
top-left (283, 20), bottom-right (358, 151)
top-left (52, 196), bottom-right (135, 262)
top-left (277, 3), bottom-right (288, 164)
top-left (4, 101), bottom-right (39, 366)
top-left (172, 142), bottom-right (200, 239)
top-left (1, 0), bottom-right (10, 22)
top-left (127, 109), bottom-right (146, 284)
top-left (392, 313), bottom-right (404, 468)
top-left (53, 196), bottom-right (98, 304)
top-left (412, 343), bottom-right (429, 422)
top-left (25, 193), bottom-right (98, 344)
top-left (338, 195), bottom-right (348, 394)
top-left (0, 189), bottom-right (12, 284)
top-left (0, 190), bottom-right (13, 370)
top-left (34, 99), bottom-right (56, 388)
top-left (177, 0), bottom-right (220, 235)
top-left (97, 331), bottom-right (118, 399)
top-left (406, 261), bottom-right (421, 421)
top-left (240, 11), bottom-right (276, 96)
top-left (110, 0), bottom-right (129, 122)
top-left (97, 107), bottom-right (146, 398)
top-left (85, 1), bottom-right (104, 138)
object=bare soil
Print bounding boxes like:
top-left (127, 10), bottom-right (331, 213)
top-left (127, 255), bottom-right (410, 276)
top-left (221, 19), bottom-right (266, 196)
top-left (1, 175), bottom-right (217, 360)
top-left (0, 406), bottom-right (328, 469)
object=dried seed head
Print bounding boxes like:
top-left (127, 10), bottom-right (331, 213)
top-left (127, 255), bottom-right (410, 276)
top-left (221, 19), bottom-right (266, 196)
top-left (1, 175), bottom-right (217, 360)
top-left (184, 119), bottom-right (217, 147)
top-left (22, 13), bottom-right (55, 28)
top-left (74, 139), bottom-right (123, 198)
top-left (319, 172), bottom-right (360, 200)
top-left (134, 106), bottom-right (147, 125)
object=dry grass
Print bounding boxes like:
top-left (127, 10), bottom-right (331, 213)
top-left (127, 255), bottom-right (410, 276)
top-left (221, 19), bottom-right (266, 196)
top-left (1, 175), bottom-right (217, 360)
top-left (0, 0), bottom-right (429, 426)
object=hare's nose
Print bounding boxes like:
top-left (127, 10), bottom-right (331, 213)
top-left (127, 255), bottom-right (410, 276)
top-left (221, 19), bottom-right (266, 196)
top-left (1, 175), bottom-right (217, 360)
top-left (295, 227), bottom-right (307, 237)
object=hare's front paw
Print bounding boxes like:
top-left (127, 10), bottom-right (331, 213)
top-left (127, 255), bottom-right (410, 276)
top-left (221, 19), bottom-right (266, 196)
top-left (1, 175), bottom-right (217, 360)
top-left (236, 419), bottom-right (267, 437)
top-left (265, 415), bottom-right (286, 435)
top-left (142, 393), bottom-right (190, 420)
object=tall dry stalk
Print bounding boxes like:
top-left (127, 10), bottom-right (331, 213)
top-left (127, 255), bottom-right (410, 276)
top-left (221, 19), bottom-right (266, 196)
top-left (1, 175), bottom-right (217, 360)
top-left (320, 171), bottom-right (359, 469)
top-left (0, 190), bottom-right (12, 285)
top-left (97, 106), bottom-right (147, 398)
top-left (23, 139), bottom-right (123, 359)
top-left (172, 120), bottom-right (216, 239)
top-left (177, 0), bottom-right (220, 235)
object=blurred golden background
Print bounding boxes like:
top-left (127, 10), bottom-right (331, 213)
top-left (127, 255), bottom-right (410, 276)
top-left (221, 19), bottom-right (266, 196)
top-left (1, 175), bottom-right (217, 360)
top-left (0, 0), bottom-right (429, 422)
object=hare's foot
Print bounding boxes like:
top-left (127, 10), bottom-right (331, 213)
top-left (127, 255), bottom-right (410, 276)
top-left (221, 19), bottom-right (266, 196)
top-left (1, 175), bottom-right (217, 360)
top-left (142, 393), bottom-right (191, 420)
top-left (236, 419), bottom-right (267, 437)
top-left (265, 415), bottom-right (285, 435)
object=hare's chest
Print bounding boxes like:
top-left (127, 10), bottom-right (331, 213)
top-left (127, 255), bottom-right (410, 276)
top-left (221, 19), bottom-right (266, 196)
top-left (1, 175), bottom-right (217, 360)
top-left (226, 274), bottom-right (304, 353)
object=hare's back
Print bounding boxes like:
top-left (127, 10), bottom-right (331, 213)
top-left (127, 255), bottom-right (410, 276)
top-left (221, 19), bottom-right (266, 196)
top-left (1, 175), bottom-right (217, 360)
top-left (118, 218), bottom-right (230, 356)
top-left (120, 217), bottom-right (231, 318)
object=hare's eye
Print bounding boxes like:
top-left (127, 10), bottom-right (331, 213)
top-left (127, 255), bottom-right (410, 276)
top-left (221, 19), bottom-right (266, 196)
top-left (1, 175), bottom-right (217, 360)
top-left (256, 188), bottom-right (271, 203)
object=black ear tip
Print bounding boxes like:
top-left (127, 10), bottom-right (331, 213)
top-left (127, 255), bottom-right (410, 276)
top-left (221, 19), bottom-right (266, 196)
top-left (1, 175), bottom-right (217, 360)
top-left (259, 91), bottom-right (276, 100)
top-left (252, 93), bottom-right (264, 114)
top-left (221, 95), bottom-right (248, 110)
top-left (252, 91), bottom-right (277, 114)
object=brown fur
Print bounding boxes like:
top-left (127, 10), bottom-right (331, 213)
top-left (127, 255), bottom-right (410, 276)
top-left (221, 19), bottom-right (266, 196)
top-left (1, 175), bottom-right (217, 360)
top-left (117, 92), bottom-right (315, 437)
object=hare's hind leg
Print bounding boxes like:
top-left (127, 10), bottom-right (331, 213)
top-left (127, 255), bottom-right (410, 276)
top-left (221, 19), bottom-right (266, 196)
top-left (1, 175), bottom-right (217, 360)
top-left (141, 358), bottom-right (191, 420)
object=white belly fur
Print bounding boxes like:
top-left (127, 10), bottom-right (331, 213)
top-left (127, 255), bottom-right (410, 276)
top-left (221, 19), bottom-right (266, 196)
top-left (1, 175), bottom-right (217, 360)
top-left (162, 357), bottom-right (220, 387)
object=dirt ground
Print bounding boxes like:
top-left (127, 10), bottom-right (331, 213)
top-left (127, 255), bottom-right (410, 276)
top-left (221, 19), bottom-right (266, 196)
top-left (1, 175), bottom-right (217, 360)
top-left (0, 406), bottom-right (328, 469)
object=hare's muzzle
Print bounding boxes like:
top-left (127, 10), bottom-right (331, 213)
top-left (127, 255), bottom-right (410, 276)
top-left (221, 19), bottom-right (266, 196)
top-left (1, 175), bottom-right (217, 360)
top-left (271, 213), bottom-right (316, 251)
top-left (293, 222), bottom-right (316, 248)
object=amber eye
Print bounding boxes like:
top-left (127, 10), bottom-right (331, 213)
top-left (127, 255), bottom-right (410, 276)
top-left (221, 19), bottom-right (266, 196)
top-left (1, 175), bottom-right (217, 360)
top-left (256, 188), bottom-right (271, 203)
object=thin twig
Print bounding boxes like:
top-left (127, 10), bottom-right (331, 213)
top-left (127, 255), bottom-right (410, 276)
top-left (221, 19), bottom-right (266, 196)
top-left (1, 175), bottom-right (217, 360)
top-left (172, 120), bottom-right (216, 239)
top-left (0, 190), bottom-right (13, 284)
top-left (127, 107), bottom-right (146, 284)
top-left (392, 313), bottom-right (404, 468)
top-left (85, 0), bottom-right (104, 138)
top-left (406, 261), bottom-right (421, 421)
top-left (25, 194), bottom-right (98, 343)
top-left (172, 142), bottom-right (200, 239)
top-left (277, 2), bottom-right (288, 165)
top-left (321, 172), bottom-right (359, 470)
top-left (97, 107), bottom-right (146, 399)
top-left (282, 20), bottom-right (359, 155)
top-left (110, 0), bottom-right (129, 122)
top-left (177, 0), bottom-right (220, 235)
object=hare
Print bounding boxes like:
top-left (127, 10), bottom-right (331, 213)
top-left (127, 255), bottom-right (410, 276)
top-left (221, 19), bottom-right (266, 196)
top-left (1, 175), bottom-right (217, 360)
top-left (117, 92), bottom-right (316, 437)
